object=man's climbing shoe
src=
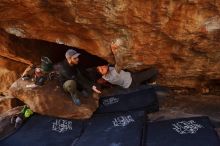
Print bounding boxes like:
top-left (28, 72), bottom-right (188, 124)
top-left (71, 94), bottom-right (81, 106)
top-left (73, 97), bottom-right (81, 106)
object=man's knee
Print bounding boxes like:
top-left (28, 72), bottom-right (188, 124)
top-left (63, 80), bottom-right (77, 93)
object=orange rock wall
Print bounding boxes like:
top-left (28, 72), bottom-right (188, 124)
top-left (0, 0), bottom-right (219, 91)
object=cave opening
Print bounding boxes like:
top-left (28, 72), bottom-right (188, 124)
top-left (7, 34), bottom-right (108, 69)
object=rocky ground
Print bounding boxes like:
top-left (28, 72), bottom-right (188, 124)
top-left (149, 93), bottom-right (220, 137)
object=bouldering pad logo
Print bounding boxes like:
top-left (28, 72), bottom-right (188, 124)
top-left (112, 115), bottom-right (135, 127)
top-left (52, 119), bottom-right (72, 133)
top-left (103, 97), bottom-right (119, 106)
top-left (172, 120), bottom-right (204, 134)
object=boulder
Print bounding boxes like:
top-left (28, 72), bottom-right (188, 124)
top-left (9, 79), bottom-right (99, 119)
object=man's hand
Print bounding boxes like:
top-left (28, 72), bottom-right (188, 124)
top-left (92, 85), bottom-right (101, 94)
top-left (110, 42), bottom-right (118, 54)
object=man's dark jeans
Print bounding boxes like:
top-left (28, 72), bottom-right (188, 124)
top-left (130, 68), bottom-right (158, 89)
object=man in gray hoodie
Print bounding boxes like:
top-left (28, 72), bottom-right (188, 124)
top-left (97, 38), bottom-right (158, 90)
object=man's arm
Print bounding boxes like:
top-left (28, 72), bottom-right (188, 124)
top-left (111, 42), bottom-right (122, 73)
top-left (77, 68), bottom-right (101, 94)
top-left (97, 78), bottom-right (113, 88)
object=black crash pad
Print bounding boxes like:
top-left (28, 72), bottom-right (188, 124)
top-left (0, 115), bottom-right (83, 146)
top-left (96, 88), bottom-right (158, 114)
top-left (75, 110), bottom-right (146, 146)
top-left (144, 116), bottom-right (220, 146)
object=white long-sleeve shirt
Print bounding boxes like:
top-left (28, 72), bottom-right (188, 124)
top-left (102, 67), bottom-right (132, 88)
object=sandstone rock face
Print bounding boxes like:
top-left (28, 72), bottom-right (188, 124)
top-left (9, 79), bottom-right (99, 119)
top-left (0, 68), bottom-right (17, 93)
top-left (0, 0), bottom-right (220, 92)
top-left (0, 94), bottom-right (23, 115)
top-left (0, 56), bottom-right (27, 92)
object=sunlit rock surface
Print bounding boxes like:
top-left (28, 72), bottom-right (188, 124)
top-left (8, 79), bottom-right (99, 119)
top-left (0, 0), bottom-right (220, 92)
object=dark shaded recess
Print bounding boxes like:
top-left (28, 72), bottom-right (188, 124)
top-left (39, 0), bottom-right (76, 23)
top-left (0, 93), bottom-right (25, 108)
top-left (11, 98), bottom-right (25, 107)
top-left (207, 79), bottom-right (220, 95)
top-left (171, 87), bottom-right (198, 95)
top-left (171, 53), bottom-right (186, 62)
top-left (8, 33), bottom-right (108, 68)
